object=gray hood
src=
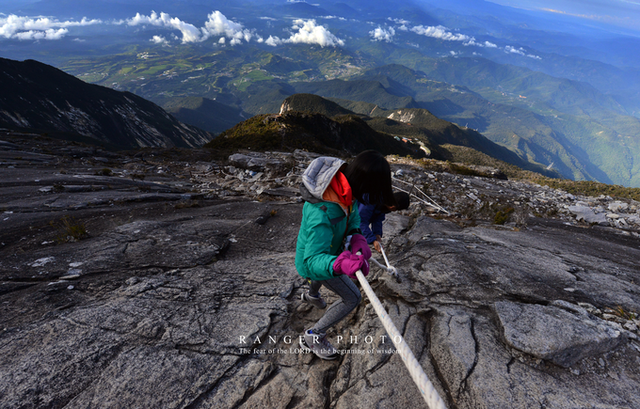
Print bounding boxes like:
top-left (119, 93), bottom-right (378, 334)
top-left (300, 156), bottom-right (345, 203)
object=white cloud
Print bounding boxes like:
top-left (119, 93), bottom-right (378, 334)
top-left (503, 45), bottom-right (541, 59)
top-left (321, 15), bottom-right (347, 21)
top-left (0, 14), bottom-right (101, 40)
top-left (505, 45), bottom-right (525, 55)
top-left (411, 25), bottom-right (471, 42)
top-left (464, 39), bottom-right (498, 48)
top-left (387, 18), bottom-right (409, 32)
top-left (125, 10), bottom-right (262, 45)
top-left (370, 26), bottom-right (395, 42)
top-left (389, 17), bottom-right (410, 25)
top-left (127, 11), bottom-right (204, 43)
top-left (150, 35), bottom-right (169, 45)
top-left (265, 35), bottom-right (283, 46)
top-left (204, 10), bottom-right (253, 43)
top-left (409, 24), bottom-right (501, 49)
top-left (266, 19), bottom-right (343, 47)
top-left (14, 28), bottom-right (68, 40)
top-left (286, 19), bottom-right (344, 47)
top-left (1, 11), bottom-right (342, 49)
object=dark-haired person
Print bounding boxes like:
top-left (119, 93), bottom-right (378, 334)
top-left (295, 150), bottom-right (396, 360)
top-left (359, 191), bottom-right (410, 253)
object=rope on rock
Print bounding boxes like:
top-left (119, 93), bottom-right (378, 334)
top-left (378, 243), bottom-right (397, 276)
top-left (369, 243), bottom-right (398, 277)
top-left (370, 257), bottom-right (391, 273)
top-left (392, 176), bottom-right (449, 215)
top-left (355, 263), bottom-right (447, 409)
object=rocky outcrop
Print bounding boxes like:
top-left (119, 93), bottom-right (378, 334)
top-left (495, 300), bottom-right (625, 368)
top-left (279, 93), bottom-right (354, 118)
top-left (1, 132), bottom-right (639, 408)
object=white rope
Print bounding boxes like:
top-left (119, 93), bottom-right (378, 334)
top-left (356, 253), bottom-right (447, 409)
top-left (394, 184), bottom-right (449, 215)
top-left (370, 257), bottom-right (396, 276)
top-left (379, 244), bottom-right (397, 276)
top-left (370, 256), bottom-right (387, 270)
top-left (392, 176), bottom-right (449, 215)
top-left (370, 244), bottom-right (398, 276)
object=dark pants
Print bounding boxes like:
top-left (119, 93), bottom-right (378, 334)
top-left (308, 275), bottom-right (362, 333)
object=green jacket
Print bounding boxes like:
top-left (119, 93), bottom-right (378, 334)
top-left (295, 157), bottom-right (361, 281)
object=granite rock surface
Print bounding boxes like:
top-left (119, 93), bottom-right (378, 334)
top-left (1, 132), bottom-right (639, 408)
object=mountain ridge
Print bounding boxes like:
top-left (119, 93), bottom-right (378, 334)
top-left (205, 103), bottom-right (426, 159)
top-left (0, 58), bottom-right (212, 150)
top-left (302, 63), bottom-right (640, 186)
top-left (161, 96), bottom-right (249, 135)
top-left (214, 93), bottom-right (559, 179)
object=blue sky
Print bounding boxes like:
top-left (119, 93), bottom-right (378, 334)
top-left (487, 0), bottom-right (640, 32)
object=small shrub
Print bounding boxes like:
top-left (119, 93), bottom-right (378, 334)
top-left (494, 207), bottom-right (515, 225)
top-left (130, 173), bottom-right (146, 180)
top-left (174, 200), bottom-right (201, 209)
top-left (50, 215), bottom-right (88, 243)
top-left (96, 168), bottom-right (113, 176)
top-left (449, 162), bottom-right (484, 177)
top-left (611, 306), bottom-right (637, 320)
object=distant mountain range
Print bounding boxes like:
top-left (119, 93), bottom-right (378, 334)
top-left (0, 58), bottom-right (212, 150)
top-left (0, 56), bottom-right (556, 180)
top-left (292, 64), bottom-right (640, 186)
top-left (4, 0), bottom-right (640, 185)
top-left (208, 92), bottom-right (559, 179)
top-left (59, 42), bottom-right (640, 185)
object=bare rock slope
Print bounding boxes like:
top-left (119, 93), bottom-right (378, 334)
top-left (1, 132), bottom-right (639, 408)
top-left (0, 58), bottom-right (212, 149)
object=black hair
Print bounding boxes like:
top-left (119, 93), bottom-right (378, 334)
top-left (343, 150), bottom-right (395, 207)
top-left (394, 191), bottom-right (410, 210)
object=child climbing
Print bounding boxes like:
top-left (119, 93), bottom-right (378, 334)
top-left (295, 150), bottom-right (396, 360)
top-left (359, 191), bottom-right (410, 253)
